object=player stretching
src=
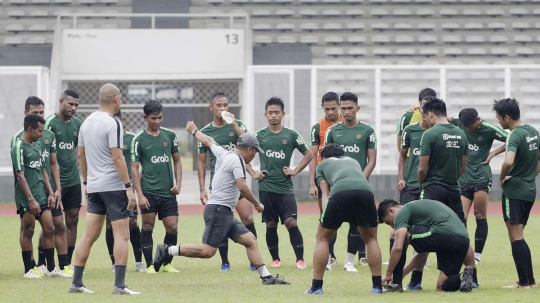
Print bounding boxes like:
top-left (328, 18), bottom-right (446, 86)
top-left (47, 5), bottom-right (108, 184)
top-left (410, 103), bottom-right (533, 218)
top-left (198, 92), bottom-right (257, 272)
top-left (325, 92), bottom-right (377, 272)
top-left (132, 100), bottom-right (182, 273)
top-left (252, 97), bottom-right (313, 269)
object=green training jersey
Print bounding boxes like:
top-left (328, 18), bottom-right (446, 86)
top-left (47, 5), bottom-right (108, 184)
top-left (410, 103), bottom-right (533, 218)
top-left (396, 109), bottom-right (415, 136)
top-left (316, 156), bottom-right (372, 198)
top-left (420, 124), bottom-right (468, 191)
top-left (123, 131), bottom-right (135, 179)
top-left (45, 114), bottom-right (82, 187)
top-left (132, 127), bottom-right (179, 197)
top-left (324, 121), bottom-right (377, 170)
top-left (401, 122), bottom-right (426, 188)
top-left (255, 126), bottom-right (309, 194)
top-left (394, 199), bottom-right (469, 238)
top-left (503, 125), bottom-right (539, 202)
top-left (198, 120), bottom-right (248, 186)
top-left (12, 129), bottom-right (57, 189)
top-left (11, 140), bottom-right (48, 207)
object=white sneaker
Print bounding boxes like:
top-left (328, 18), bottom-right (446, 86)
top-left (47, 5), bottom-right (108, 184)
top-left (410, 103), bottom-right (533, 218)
top-left (135, 262), bottom-right (147, 273)
top-left (112, 286), bottom-right (141, 295)
top-left (48, 267), bottom-right (72, 278)
top-left (23, 269), bottom-right (42, 279)
top-left (326, 263), bottom-right (332, 271)
top-left (112, 265), bottom-right (115, 273)
top-left (37, 265), bottom-right (49, 275)
top-left (343, 262), bottom-right (358, 272)
top-left (68, 284), bottom-right (94, 293)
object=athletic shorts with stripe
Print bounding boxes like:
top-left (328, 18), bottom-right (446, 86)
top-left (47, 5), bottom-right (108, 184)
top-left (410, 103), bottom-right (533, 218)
top-left (502, 194), bottom-right (534, 225)
top-left (320, 190), bottom-right (378, 230)
top-left (400, 186), bottom-right (420, 205)
top-left (259, 191), bottom-right (298, 224)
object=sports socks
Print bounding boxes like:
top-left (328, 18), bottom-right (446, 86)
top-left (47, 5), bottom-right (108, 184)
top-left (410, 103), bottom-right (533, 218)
top-left (218, 240), bottom-right (230, 265)
top-left (525, 241), bottom-right (535, 284)
top-left (287, 226), bottom-right (304, 262)
top-left (409, 270), bottom-right (423, 286)
top-left (245, 223), bottom-right (257, 239)
top-left (311, 279), bottom-right (323, 291)
top-left (473, 267), bottom-right (478, 285)
top-left (266, 227), bottom-right (280, 261)
top-left (44, 248), bottom-right (55, 272)
top-left (130, 227), bottom-right (143, 263)
top-left (105, 227), bottom-right (115, 265)
top-left (22, 250), bottom-right (33, 273)
top-left (256, 264), bottom-right (271, 278)
top-left (72, 266), bottom-right (84, 287)
top-left (372, 276), bottom-right (382, 290)
top-left (141, 229), bottom-right (154, 267)
top-left (392, 243), bottom-right (408, 286)
top-left (37, 246), bottom-right (46, 267)
top-left (164, 233), bottom-right (178, 265)
top-left (441, 274), bottom-right (461, 291)
top-left (347, 225), bottom-right (361, 255)
top-left (168, 245), bottom-right (180, 256)
top-left (511, 239), bottom-right (530, 285)
top-left (114, 265), bottom-right (127, 289)
top-left (389, 238), bottom-right (394, 254)
top-left (329, 234), bottom-right (337, 260)
top-left (58, 254), bottom-right (69, 270)
top-left (474, 218), bottom-right (488, 261)
top-left (67, 246), bottom-right (75, 265)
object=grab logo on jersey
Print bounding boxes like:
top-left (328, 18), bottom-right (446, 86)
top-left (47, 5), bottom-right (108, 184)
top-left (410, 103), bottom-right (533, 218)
top-left (468, 144), bottom-right (479, 151)
top-left (41, 149), bottom-right (49, 161)
top-left (266, 150), bottom-right (286, 159)
top-left (412, 148), bottom-right (420, 156)
top-left (29, 160), bottom-right (42, 169)
top-left (151, 154), bottom-right (170, 163)
top-left (341, 144), bottom-right (360, 153)
top-left (223, 142), bottom-right (236, 151)
top-left (58, 141), bottom-right (74, 150)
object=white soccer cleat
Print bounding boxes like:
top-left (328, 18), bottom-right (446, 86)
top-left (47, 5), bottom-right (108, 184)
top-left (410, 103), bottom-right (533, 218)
top-left (37, 265), bottom-right (49, 275)
top-left (112, 286), bottom-right (141, 295)
top-left (68, 284), bottom-right (94, 293)
top-left (111, 265), bottom-right (115, 273)
top-left (23, 269), bottom-right (42, 279)
top-left (343, 262), bottom-right (358, 272)
top-left (48, 267), bottom-right (73, 278)
top-left (135, 262), bottom-right (147, 273)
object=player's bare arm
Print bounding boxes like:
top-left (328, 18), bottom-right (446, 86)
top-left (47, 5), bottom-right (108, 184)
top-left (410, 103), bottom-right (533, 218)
top-left (227, 112), bottom-right (245, 137)
top-left (15, 171), bottom-right (39, 216)
top-left (318, 180), bottom-right (330, 214)
top-left (50, 153), bottom-right (62, 208)
top-left (500, 151), bottom-right (515, 186)
top-left (186, 121), bottom-right (216, 148)
top-left (459, 155), bottom-right (467, 177)
top-left (197, 152), bottom-right (208, 205)
top-left (383, 227), bottom-right (407, 284)
top-left (309, 145), bottom-right (320, 198)
top-left (537, 150), bottom-right (540, 175)
top-left (78, 145), bottom-right (88, 202)
top-left (397, 148), bottom-right (408, 191)
top-left (41, 167), bottom-right (56, 208)
top-left (283, 149), bottom-right (313, 176)
top-left (111, 147), bottom-right (136, 211)
top-left (235, 178), bottom-right (264, 213)
top-left (131, 161), bottom-right (148, 209)
top-left (480, 144), bottom-right (506, 165)
top-left (170, 152), bottom-right (182, 196)
top-left (418, 155), bottom-right (430, 187)
top-left (363, 149), bottom-right (377, 179)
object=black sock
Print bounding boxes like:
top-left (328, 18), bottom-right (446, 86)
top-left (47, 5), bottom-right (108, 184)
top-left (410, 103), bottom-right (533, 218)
top-left (525, 241), bottom-right (535, 284)
top-left (511, 239), bottom-right (529, 285)
top-left (106, 228), bottom-right (115, 265)
top-left (141, 230), bottom-right (154, 267)
top-left (37, 246), bottom-right (46, 267)
top-left (392, 243), bottom-right (408, 286)
top-left (72, 265), bottom-right (84, 287)
top-left (67, 246), bottom-right (75, 264)
top-left (347, 225), bottom-right (361, 254)
top-left (357, 236), bottom-right (366, 259)
top-left (164, 233), bottom-right (178, 265)
top-left (473, 267), bottom-right (478, 284)
top-left (219, 239), bottom-right (230, 265)
top-left (329, 234), bottom-right (337, 259)
top-left (58, 254), bottom-right (69, 270)
top-left (30, 259), bottom-right (37, 269)
top-left (409, 270), bottom-right (423, 286)
top-left (266, 227), bottom-right (280, 261)
top-left (389, 238), bottom-right (394, 255)
top-left (114, 265), bottom-right (127, 289)
top-left (287, 226), bottom-right (304, 262)
top-left (44, 248), bottom-right (55, 272)
top-left (441, 274), bottom-right (461, 291)
top-left (474, 218), bottom-right (488, 255)
top-left (311, 279), bottom-right (323, 291)
top-left (22, 250), bottom-right (33, 273)
top-left (245, 223), bottom-right (257, 239)
top-left (130, 227), bottom-right (142, 263)
top-left (372, 276), bottom-right (382, 290)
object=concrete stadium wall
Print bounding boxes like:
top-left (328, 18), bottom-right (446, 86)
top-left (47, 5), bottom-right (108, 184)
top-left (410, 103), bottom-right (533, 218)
top-left (253, 45), bottom-right (311, 65)
top-left (0, 47), bottom-right (52, 66)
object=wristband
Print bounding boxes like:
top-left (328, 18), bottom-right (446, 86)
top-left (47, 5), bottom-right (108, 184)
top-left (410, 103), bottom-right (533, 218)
top-left (191, 129), bottom-right (198, 136)
top-left (125, 182), bottom-right (133, 189)
top-left (83, 181), bottom-right (87, 185)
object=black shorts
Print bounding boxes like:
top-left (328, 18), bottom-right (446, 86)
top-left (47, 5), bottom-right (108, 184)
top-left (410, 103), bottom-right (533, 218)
top-left (87, 190), bottom-right (129, 221)
top-left (460, 182), bottom-right (491, 201)
top-left (62, 184), bottom-right (82, 211)
top-left (141, 192), bottom-right (178, 220)
top-left (202, 204), bottom-right (250, 248)
top-left (421, 184), bottom-right (465, 223)
top-left (18, 203), bottom-right (49, 219)
top-left (259, 191), bottom-right (297, 224)
top-left (49, 186), bottom-right (63, 217)
top-left (502, 194), bottom-right (534, 225)
top-left (320, 190), bottom-right (378, 230)
top-left (400, 186), bottom-right (420, 205)
top-left (409, 229), bottom-right (469, 277)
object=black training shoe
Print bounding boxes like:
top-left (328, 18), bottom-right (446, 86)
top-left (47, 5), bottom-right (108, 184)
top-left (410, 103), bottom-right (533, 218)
top-left (460, 266), bottom-right (474, 292)
top-left (384, 284), bottom-right (403, 293)
top-left (153, 243), bottom-right (170, 272)
top-left (262, 275), bottom-right (291, 285)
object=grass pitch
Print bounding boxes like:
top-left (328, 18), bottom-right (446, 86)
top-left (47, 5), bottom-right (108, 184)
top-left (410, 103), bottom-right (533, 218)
top-left (0, 210), bottom-right (538, 302)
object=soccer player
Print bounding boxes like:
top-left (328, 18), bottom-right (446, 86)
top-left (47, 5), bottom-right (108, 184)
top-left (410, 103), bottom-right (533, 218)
top-left (493, 98), bottom-right (539, 289)
top-left (152, 122), bottom-right (290, 286)
top-left (12, 114), bottom-right (57, 278)
top-left (308, 92), bottom-right (343, 269)
top-left (131, 100), bottom-right (182, 273)
top-left (325, 92), bottom-right (377, 272)
top-left (45, 90), bottom-right (82, 268)
top-left (378, 199), bottom-right (474, 292)
top-left (252, 97), bottom-right (313, 269)
top-left (11, 97), bottom-right (71, 277)
top-left (304, 144), bottom-right (382, 295)
top-left (105, 110), bottom-right (145, 273)
top-left (69, 83), bottom-right (139, 295)
top-left (448, 108), bottom-right (508, 264)
top-left (396, 88), bottom-right (437, 153)
top-left (198, 92), bottom-right (257, 272)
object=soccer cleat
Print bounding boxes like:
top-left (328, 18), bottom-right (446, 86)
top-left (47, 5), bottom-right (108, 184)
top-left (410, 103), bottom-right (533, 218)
top-left (530, 283), bottom-right (537, 288)
top-left (135, 262), bottom-right (146, 273)
top-left (459, 266), bottom-right (474, 292)
top-left (262, 275), bottom-right (291, 285)
top-left (325, 263), bottom-right (332, 271)
top-left (23, 269), bottom-right (42, 279)
top-left (33, 266), bottom-right (45, 277)
top-left (220, 263), bottom-right (231, 272)
top-left (112, 286), bottom-right (141, 295)
top-left (330, 258), bottom-right (337, 266)
top-left (146, 265), bottom-right (157, 274)
top-left (405, 283), bottom-right (423, 291)
top-left (62, 265), bottom-right (74, 276)
top-left (68, 284), bottom-right (93, 293)
top-left (358, 257), bottom-right (368, 266)
top-left (48, 267), bottom-right (72, 278)
top-left (472, 282), bottom-right (479, 289)
top-left (502, 281), bottom-right (531, 289)
top-left (372, 287), bottom-right (383, 294)
top-left (384, 284), bottom-right (403, 293)
top-left (162, 263), bottom-right (180, 273)
top-left (111, 265), bottom-right (115, 273)
top-left (270, 260), bottom-right (281, 268)
top-left (304, 288), bottom-right (324, 294)
top-left (249, 264), bottom-right (257, 271)
top-left (424, 262), bottom-right (429, 270)
top-left (296, 260), bottom-right (307, 270)
top-left (474, 258), bottom-right (480, 265)
top-left (37, 265), bottom-right (49, 275)
top-left (343, 262), bottom-right (358, 272)
top-left (152, 243), bottom-right (170, 272)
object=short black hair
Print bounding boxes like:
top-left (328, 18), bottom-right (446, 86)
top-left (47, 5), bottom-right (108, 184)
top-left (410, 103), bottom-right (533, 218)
top-left (422, 96), bottom-right (447, 117)
top-left (321, 92), bottom-right (339, 104)
top-left (458, 108), bottom-right (478, 127)
top-left (114, 109), bottom-right (122, 118)
top-left (265, 97), bottom-right (285, 111)
top-left (211, 92), bottom-right (227, 103)
top-left (320, 143), bottom-right (344, 159)
top-left (62, 89), bottom-right (79, 99)
top-left (493, 98), bottom-right (520, 120)
top-left (418, 88), bottom-right (436, 101)
top-left (143, 100), bottom-right (163, 116)
top-left (377, 198), bottom-right (400, 224)
top-left (340, 92), bottom-right (358, 104)
top-left (25, 96), bottom-right (44, 112)
top-left (24, 114), bottom-right (45, 131)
